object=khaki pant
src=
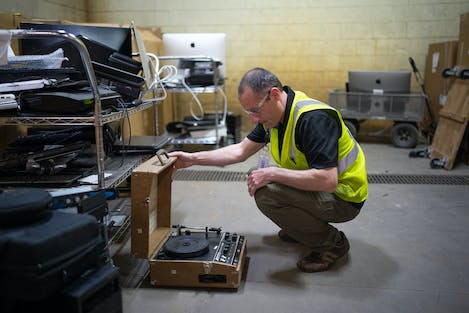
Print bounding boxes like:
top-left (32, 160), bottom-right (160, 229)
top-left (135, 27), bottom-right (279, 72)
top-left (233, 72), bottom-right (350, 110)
top-left (254, 183), bottom-right (361, 252)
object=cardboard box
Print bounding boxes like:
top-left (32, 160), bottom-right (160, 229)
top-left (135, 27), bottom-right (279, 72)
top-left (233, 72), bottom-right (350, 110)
top-left (424, 41), bottom-right (459, 123)
top-left (0, 11), bottom-right (22, 54)
top-left (457, 12), bottom-right (469, 66)
top-left (132, 27), bottom-right (163, 56)
top-left (431, 79), bottom-right (469, 169)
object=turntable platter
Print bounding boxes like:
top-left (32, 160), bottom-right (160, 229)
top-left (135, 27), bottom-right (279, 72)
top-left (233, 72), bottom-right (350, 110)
top-left (163, 236), bottom-right (210, 258)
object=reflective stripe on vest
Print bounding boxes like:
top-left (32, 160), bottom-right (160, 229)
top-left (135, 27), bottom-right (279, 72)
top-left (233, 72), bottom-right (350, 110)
top-left (338, 134), bottom-right (359, 174)
top-left (289, 99), bottom-right (358, 174)
top-left (289, 100), bottom-right (322, 160)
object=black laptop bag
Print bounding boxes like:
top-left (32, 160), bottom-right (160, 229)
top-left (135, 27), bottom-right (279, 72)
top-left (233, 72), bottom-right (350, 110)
top-left (0, 210), bottom-right (107, 302)
top-left (0, 188), bottom-right (52, 227)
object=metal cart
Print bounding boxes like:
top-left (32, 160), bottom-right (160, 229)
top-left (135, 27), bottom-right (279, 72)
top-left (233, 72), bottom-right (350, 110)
top-left (328, 90), bottom-right (426, 148)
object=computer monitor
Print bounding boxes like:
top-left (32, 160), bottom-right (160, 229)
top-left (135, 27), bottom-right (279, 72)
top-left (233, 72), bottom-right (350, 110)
top-left (348, 70), bottom-right (411, 94)
top-left (162, 33), bottom-right (226, 79)
top-left (20, 22), bottom-right (132, 57)
top-left (346, 70), bottom-right (411, 115)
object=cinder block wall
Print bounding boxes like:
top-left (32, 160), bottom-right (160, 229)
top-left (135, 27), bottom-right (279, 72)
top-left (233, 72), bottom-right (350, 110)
top-left (87, 0), bottom-right (468, 131)
top-left (2, 0), bottom-right (88, 22)
top-left (4, 0), bottom-right (469, 132)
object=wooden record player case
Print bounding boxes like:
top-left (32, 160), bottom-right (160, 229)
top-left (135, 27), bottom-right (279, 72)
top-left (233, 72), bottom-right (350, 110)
top-left (130, 153), bottom-right (247, 289)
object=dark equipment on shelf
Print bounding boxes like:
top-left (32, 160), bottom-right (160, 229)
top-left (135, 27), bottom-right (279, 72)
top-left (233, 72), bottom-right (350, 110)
top-left (113, 135), bottom-right (172, 154)
top-left (19, 86), bottom-right (122, 114)
top-left (19, 22), bottom-right (144, 101)
top-left (179, 57), bottom-right (223, 86)
top-left (0, 125), bottom-right (118, 187)
top-left (0, 142), bottom-right (88, 176)
top-left (19, 22), bottom-right (132, 57)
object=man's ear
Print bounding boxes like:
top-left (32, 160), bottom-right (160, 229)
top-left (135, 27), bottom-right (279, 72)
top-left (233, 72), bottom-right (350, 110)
top-left (270, 87), bottom-right (281, 100)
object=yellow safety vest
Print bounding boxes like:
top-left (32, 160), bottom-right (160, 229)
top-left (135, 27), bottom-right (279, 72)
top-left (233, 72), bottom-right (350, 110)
top-left (270, 91), bottom-right (368, 203)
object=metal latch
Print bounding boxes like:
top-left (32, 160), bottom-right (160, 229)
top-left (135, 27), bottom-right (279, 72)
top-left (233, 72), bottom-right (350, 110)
top-left (155, 149), bottom-right (170, 165)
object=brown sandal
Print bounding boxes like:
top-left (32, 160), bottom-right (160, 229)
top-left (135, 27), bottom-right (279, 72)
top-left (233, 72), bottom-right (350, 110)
top-left (297, 231), bottom-right (350, 273)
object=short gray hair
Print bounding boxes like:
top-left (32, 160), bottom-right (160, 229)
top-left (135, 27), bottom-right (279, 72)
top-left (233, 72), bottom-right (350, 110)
top-left (238, 68), bottom-right (283, 96)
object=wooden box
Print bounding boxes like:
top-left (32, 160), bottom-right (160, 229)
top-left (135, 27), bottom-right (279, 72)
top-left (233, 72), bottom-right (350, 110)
top-left (130, 153), bottom-right (246, 289)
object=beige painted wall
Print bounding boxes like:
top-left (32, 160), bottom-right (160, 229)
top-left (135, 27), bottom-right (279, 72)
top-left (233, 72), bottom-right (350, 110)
top-left (3, 0), bottom-right (469, 132)
top-left (2, 0), bottom-right (88, 22)
top-left (86, 0), bottom-right (469, 129)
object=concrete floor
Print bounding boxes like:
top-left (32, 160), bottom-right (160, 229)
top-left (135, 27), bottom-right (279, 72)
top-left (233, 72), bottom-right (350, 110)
top-left (117, 141), bottom-right (469, 313)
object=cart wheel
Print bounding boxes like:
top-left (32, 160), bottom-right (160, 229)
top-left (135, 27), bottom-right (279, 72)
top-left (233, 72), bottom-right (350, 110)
top-left (344, 120), bottom-right (358, 139)
top-left (391, 123), bottom-right (419, 148)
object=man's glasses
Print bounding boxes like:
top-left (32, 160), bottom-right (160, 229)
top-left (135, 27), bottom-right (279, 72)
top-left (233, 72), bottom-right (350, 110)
top-left (243, 88), bottom-right (271, 115)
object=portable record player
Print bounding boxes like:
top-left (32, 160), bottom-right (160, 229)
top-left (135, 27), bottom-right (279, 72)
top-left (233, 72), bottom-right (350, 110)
top-left (130, 151), bottom-right (247, 289)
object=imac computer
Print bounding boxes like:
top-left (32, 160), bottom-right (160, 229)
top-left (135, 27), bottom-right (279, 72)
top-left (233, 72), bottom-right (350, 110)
top-left (348, 70), bottom-right (411, 94)
top-left (162, 33), bottom-right (226, 80)
top-left (346, 70), bottom-right (411, 115)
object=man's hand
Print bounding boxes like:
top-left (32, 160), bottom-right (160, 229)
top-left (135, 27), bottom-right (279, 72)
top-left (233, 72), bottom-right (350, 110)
top-left (168, 151), bottom-right (194, 170)
top-left (247, 167), bottom-right (273, 196)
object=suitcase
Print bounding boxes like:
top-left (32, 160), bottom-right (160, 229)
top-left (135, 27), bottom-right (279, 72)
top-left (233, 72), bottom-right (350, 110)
top-left (59, 263), bottom-right (122, 313)
top-left (0, 263), bottom-right (122, 313)
top-left (0, 188), bottom-right (52, 227)
top-left (0, 211), bottom-right (107, 301)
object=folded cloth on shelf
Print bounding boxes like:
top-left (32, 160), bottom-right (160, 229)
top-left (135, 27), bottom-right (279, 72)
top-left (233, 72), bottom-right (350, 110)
top-left (0, 30), bottom-right (12, 65)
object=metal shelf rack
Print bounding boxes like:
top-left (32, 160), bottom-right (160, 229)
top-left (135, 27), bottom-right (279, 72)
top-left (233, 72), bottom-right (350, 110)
top-left (158, 56), bottom-right (226, 146)
top-left (3, 29), bottom-right (160, 189)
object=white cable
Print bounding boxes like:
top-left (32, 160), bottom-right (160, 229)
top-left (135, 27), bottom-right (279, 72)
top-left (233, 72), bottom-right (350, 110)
top-left (181, 77), bottom-right (205, 120)
top-left (140, 52), bottom-right (179, 103)
top-left (216, 86), bottom-right (227, 125)
top-left (146, 56), bottom-right (228, 124)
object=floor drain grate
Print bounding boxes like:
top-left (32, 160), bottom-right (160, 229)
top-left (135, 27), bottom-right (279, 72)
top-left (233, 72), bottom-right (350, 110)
top-left (173, 170), bottom-right (248, 182)
top-left (367, 174), bottom-right (469, 185)
top-left (173, 170), bottom-right (469, 185)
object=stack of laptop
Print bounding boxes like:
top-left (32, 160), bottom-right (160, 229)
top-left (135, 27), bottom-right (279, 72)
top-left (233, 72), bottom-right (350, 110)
top-left (113, 135), bottom-right (172, 154)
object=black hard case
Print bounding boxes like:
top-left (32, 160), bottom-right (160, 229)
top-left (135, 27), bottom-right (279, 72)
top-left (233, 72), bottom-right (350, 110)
top-left (0, 211), bottom-right (106, 301)
top-left (60, 263), bottom-right (123, 313)
top-left (0, 188), bottom-right (52, 227)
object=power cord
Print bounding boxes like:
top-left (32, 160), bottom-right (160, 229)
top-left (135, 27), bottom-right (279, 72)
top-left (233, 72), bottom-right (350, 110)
top-left (139, 52), bottom-right (178, 104)
top-left (116, 98), bottom-right (131, 168)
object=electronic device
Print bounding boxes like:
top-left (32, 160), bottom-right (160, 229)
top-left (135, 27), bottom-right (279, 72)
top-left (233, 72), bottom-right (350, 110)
top-left (0, 93), bottom-right (17, 110)
top-left (179, 57), bottom-right (223, 86)
top-left (152, 226), bottom-right (247, 288)
top-left (162, 33), bottom-right (226, 79)
top-left (346, 70), bottom-right (411, 115)
top-left (113, 135), bottom-right (172, 154)
top-left (0, 67), bottom-right (82, 84)
top-left (0, 99), bottom-right (18, 110)
top-left (0, 79), bottom-right (48, 92)
top-left (0, 93), bottom-right (15, 101)
top-left (20, 22), bottom-right (132, 58)
top-left (348, 70), bottom-right (411, 94)
top-left (20, 86), bottom-right (121, 114)
top-left (131, 153), bottom-right (247, 289)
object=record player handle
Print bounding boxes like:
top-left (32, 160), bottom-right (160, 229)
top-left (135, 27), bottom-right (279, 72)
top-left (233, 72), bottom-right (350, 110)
top-left (155, 149), bottom-right (170, 165)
